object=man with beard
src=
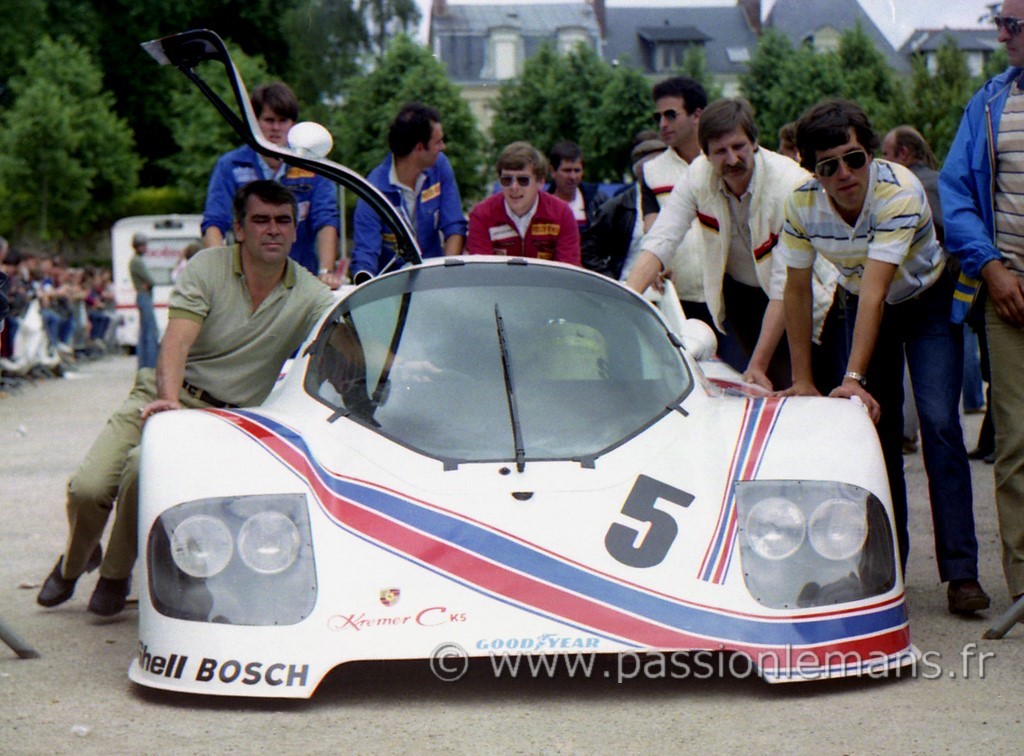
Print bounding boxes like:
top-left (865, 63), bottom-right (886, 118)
top-left (627, 98), bottom-right (840, 390)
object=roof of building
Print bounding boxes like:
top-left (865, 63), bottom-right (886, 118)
top-left (899, 27), bottom-right (1000, 56)
top-left (765, 0), bottom-right (908, 72)
top-left (431, 3), bottom-right (602, 82)
top-left (602, 5), bottom-right (759, 75)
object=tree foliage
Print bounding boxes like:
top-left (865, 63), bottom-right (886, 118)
top-left (0, 36), bottom-right (138, 240)
top-left (894, 37), bottom-right (977, 161)
top-left (282, 0), bottom-right (369, 111)
top-left (159, 44), bottom-right (270, 211)
top-left (741, 28), bottom-right (845, 151)
top-left (741, 25), bottom-right (903, 150)
top-left (489, 44), bottom-right (651, 183)
top-left (679, 46), bottom-right (723, 103)
top-left (330, 35), bottom-right (486, 202)
top-left (359, 0), bottom-right (421, 60)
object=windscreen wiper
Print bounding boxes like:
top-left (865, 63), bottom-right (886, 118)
top-left (494, 304), bottom-right (525, 473)
top-left (369, 290), bottom-right (412, 411)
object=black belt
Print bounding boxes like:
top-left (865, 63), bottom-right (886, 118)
top-left (181, 380), bottom-right (238, 409)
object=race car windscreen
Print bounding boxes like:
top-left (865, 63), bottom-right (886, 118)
top-left (305, 263), bottom-right (692, 465)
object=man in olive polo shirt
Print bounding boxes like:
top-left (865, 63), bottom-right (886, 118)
top-left (37, 180), bottom-right (336, 617)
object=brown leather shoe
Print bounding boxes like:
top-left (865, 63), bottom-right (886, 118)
top-left (948, 579), bottom-right (991, 615)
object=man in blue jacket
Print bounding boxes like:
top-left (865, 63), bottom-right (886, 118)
top-left (202, 82), bottom-right (341, 285)
top-left (350, 103), bottom-right (466, 284)
top-left (940, 3), bottom-right (1024, 608)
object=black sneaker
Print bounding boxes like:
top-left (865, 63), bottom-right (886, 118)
top-left (87, 576), bottom-right (132, 617)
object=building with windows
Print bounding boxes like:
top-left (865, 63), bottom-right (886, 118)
top-left (899, 27), bottom-right (1001, 77)
top-left (429, 1), bottom-right (602, 129)
top-left (429, 0), bottom-right (993, 132)
top-left (764, 0), bottom-right (907, 71)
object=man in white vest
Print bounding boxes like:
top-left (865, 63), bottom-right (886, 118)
top-left (637, 78), bottom-right (712, 324)
top-left (628, 98), bottom-right (840, 390)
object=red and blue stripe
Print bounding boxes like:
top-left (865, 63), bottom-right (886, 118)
top-left (698, 397), bottom-right (784, 584)
top-left (203, 407), bottom-right (911, 670)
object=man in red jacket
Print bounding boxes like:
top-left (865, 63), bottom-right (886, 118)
top-left (467, 142), bottom-right (580, 265)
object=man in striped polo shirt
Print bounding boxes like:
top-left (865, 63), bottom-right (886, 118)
top-left (941, 1), bottom-right (1024, 610)
top-left (779, 99), bottom-right (988, 615)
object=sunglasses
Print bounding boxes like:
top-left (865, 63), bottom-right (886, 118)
top-left (815, 149), bottom-right (869, 178)
top-left (499, 175), bottom-right (532, 188)
top-left (995, 15), bottom-right (1024, 36)
top-left (653, 109), bottom-right (680, 125)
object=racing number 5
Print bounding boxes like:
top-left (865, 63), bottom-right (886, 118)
top-left (605, 475), bottom-right (694, 568)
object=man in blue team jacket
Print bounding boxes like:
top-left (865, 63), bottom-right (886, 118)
top-left (202, 82), bottom-right (341, 286)
top-left (350, 103), bottom-right (466, 284)
top-left (940, 3), bottom-right (1024, 608)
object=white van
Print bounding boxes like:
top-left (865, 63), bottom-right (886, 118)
top-left (111, 215), bottom-right (202, 348)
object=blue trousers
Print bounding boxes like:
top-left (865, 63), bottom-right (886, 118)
top-left (136, 290), bottom-right (159, 369)
top-left (841, 273), bottom-right (978, 582)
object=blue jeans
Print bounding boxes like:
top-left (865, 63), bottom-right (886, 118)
top-left (841, 273), bottom-right (978, 581)
top-left (41, 307), bottom-right (62, 347)
top-left (962, 324), bottom-right (985, 411)
top-left (136, 290), bottom-right (159, 369)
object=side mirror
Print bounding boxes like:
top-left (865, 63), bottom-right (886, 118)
top-left (675, 319), bottom-right (717, 361)
top-left (288, 122), bottom-right (333, 159)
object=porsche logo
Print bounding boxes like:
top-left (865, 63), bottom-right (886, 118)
top-left (379, 588), bottom-right (401, 607)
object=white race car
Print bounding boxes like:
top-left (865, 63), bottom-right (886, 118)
top-left (129, 31), bottom-right (915, 698)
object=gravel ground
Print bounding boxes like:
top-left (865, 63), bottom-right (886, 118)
top-left (1, 354), bottom-right (1022, 754)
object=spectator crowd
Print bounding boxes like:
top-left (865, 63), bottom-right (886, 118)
top-left (1, 242), bottom-right (117, 386)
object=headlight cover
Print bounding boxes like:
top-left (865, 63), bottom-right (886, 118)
top-left (148, 494), bottom-right (316, 625)
top-left (735, 481), bottom-right (895, 609)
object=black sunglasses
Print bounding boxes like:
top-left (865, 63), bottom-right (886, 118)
top-left (653, 109), bottom-right (680, 125)
top-left (995, 15), bottom-right (1024, 37)
top-left (499, 175), bottom-right (532, 187)
top-left (815, 149), bottom-right (869, 178)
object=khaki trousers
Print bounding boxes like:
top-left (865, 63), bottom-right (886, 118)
top-left (62, 368), bottom-right (210, 580)
top-left (986, 298), bottom-right (1024, 596)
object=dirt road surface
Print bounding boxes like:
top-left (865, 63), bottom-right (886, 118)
top-left (2, 355), bottom-right (1022, 753)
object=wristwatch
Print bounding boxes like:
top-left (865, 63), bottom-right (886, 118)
top-left (844, 370), bottom-right (867, 388)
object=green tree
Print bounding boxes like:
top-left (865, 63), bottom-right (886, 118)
top-left (896, 37), bottom-right (976, 161)
top-left (0, 36), bottom-right (138, 240)
top-left (283, 0), bottom-right (368, 110)
top-left (331, 35), bottom-right (486, 202)
top-left (741, 29), bottom-right (835, 150)
top-left (489, 44), bottom-right (650, 182)
top-left (359, 0), bottom-right (421, 59)
top-left (679, 46), bottom-right (723, 102)
top-left (160, 43), bottom-right (270, 210)
top-left (579, 63), bottom-right (654, 181)
top-left (0, 0), bottom-right (47, 98)
top-left (834, 24), bottom-right (900, 134)
top-left (983, 47), bottom-right (1009, 80)
top-left (742, 27), bottom-right (895, 152)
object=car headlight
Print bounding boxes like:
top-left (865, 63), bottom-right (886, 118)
top-left (238, 511), bottom-right (301, 574)
top-left (170, 515), bottom-right (234, 578)
top-left (736, 481), bottom-right (895, 610)
top-left (808, 498), bottom-right (867, 560)
top-left (745, 497), bottom-right (805, 560)
top-left (147, 493), bottom-right (316, 625)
